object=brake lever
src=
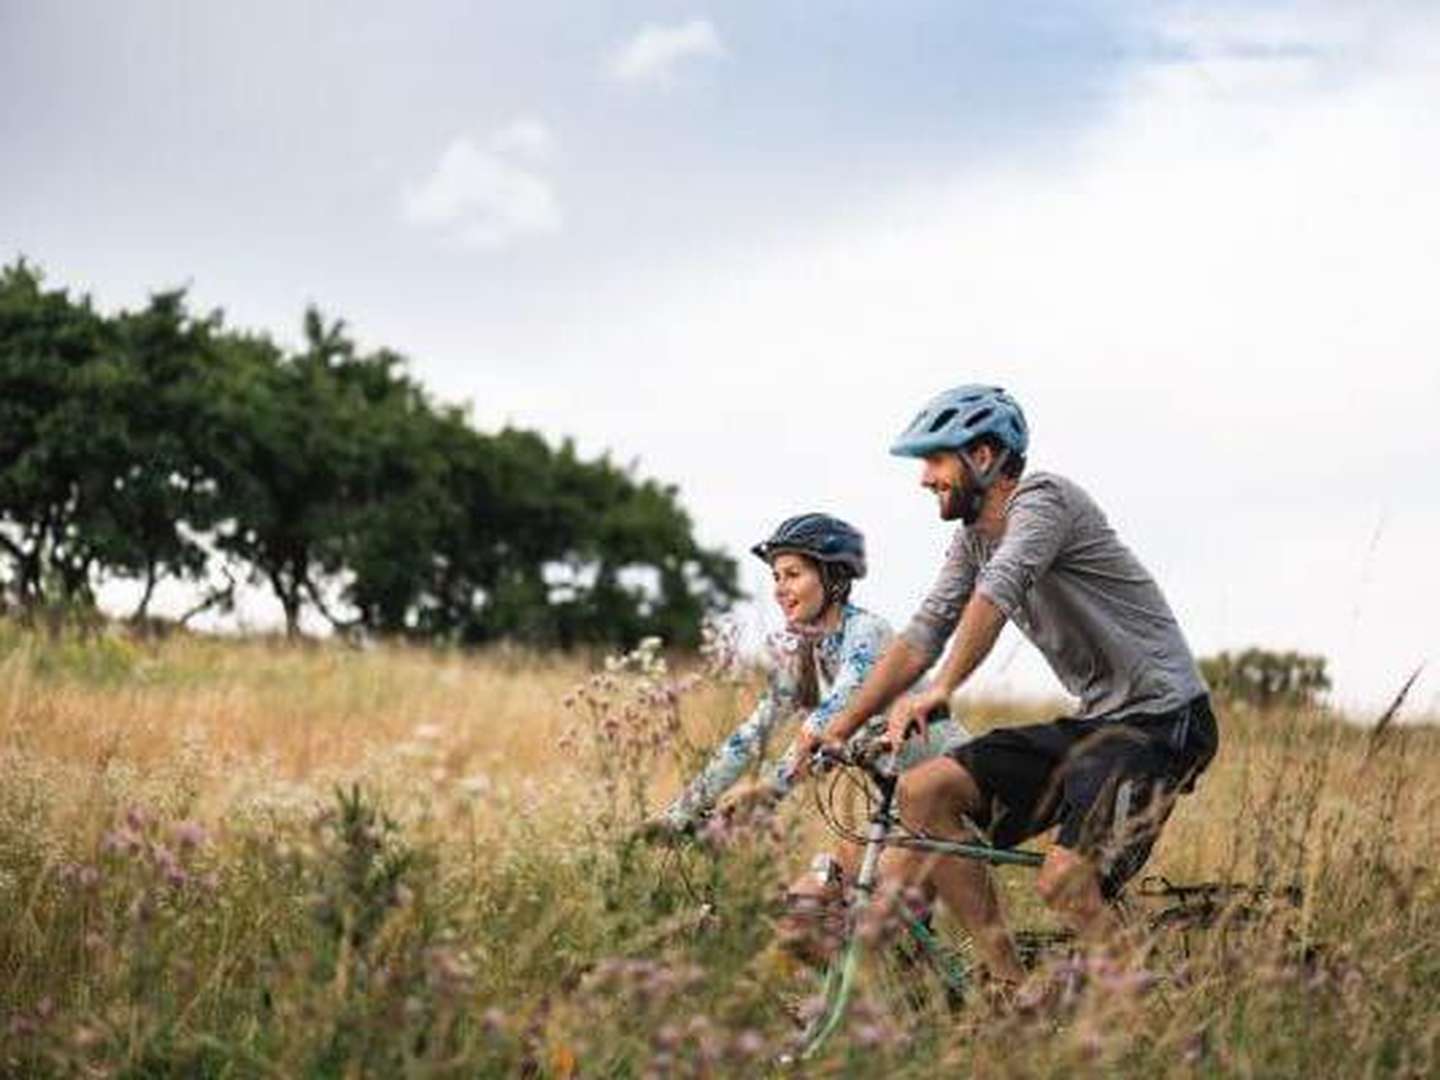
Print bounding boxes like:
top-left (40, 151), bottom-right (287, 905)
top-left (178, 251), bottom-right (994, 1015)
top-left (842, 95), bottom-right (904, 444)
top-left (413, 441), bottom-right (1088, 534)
top-left (808, 744), bottom-right (850, 775)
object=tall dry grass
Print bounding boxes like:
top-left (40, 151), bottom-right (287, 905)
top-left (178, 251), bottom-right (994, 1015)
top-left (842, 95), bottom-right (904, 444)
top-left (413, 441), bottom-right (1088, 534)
top-left (1, 623), bottom-right (1437, 1077)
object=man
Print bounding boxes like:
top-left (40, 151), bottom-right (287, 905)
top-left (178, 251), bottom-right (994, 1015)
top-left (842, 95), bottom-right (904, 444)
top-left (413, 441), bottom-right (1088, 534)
top-left (796, 384), bottom-right (1217, 986)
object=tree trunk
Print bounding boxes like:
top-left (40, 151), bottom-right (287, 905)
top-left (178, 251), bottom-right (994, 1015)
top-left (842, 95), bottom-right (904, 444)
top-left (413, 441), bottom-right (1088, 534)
top-left (132, 561), bottom-right (158, 621)
top-left (178, 567), bottom-right (237, 628)
top-left (264, 564), bottom-right (305, 639)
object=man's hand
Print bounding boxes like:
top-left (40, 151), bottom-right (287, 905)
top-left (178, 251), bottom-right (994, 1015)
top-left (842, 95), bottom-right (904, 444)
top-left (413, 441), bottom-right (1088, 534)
top-left (884, 686), bottom-right (951, 749)
top-left (792, 638), bottom-right (931, 776)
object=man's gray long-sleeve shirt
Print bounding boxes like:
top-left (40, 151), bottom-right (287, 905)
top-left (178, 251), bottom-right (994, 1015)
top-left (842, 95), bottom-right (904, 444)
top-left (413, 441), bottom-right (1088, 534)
top-left (901, 471), bottom-right (1207, 719)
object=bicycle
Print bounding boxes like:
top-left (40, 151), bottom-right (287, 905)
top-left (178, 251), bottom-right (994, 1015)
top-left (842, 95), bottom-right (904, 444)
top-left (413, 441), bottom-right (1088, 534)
top-left (786, 738), bottom-right (1312, 1062)
top-left (638, 735), bottom-right (1299, 1063)
top-left (788, 738), bottom-right (1050, 1060)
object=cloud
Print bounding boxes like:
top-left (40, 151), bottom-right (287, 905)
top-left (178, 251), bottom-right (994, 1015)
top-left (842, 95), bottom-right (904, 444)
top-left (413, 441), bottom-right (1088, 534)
top-left (401, 120), bottom-right (562, 250)
top-left (487, 117), bottom-right (557, 161)
top-left (1147, 4), bottom-right (1379, 62)
top-left (460, 3), bottom-right (1440, 708)
top-left (608, 17), bottom-right (726, 86)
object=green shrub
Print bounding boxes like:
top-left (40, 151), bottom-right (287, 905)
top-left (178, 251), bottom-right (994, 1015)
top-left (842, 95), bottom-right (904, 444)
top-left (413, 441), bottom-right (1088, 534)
top-left (1200, 647), bottom-right (1331, 708)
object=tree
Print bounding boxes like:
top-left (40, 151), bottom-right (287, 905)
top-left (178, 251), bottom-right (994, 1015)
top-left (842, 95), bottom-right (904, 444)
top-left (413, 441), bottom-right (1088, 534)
top-left (1198, 648), bottom-right (1332, 709)
top-left (203, 312), bottom-right (389, 638)
top-left (476, 435), bottom-right (739, 648)
top-left (0, 261), bottom-right (133, 615)
top-left (357, 425), bottom-right (742, 648)
top-left (92, 291), bottom-right (229, 619)
top-left (0, 265), bottom-right (234, 621)
top-left (0, 258), bottom-right (741, 647)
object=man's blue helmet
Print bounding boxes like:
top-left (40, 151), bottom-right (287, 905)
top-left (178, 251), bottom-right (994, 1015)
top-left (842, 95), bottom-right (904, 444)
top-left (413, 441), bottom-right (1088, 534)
top-left (890, 385), bottom-right (1029, 459)
top-left (751, 513), bottom-right (867, 579)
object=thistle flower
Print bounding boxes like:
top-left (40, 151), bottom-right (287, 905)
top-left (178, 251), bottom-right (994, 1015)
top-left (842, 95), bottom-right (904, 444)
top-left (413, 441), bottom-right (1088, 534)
top-left (855, 1022), bottom-right (892, 1048)
top-left (732, 1030), bottom-right (765, 1058)
top-left (102, 829), bottom-right (142, 857)
top-left (1181, 1027), bottom-right (1210, 1065)
top-left (172, 820), bottom-right (207, 850)
top-left (481, 1007), bottom-right (508, 1035)
top-left (9, 1014), bottom-right (37, 1038)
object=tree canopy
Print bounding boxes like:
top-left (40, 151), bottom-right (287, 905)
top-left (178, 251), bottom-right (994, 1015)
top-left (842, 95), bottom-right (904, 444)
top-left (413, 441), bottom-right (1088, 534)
top-left (0, 260), bottom-right (739, 646)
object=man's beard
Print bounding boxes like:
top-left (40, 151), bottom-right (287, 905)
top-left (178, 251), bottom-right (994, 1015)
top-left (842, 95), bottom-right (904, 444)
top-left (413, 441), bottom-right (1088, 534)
top-left (938, 474), bottom-right (984, 525)
top-left (937, 485), bottom-right (964, 521)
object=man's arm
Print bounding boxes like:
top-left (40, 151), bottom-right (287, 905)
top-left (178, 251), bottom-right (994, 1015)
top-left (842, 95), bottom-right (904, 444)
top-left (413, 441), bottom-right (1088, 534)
top-left (881, 592), bottom-right (1007, 745)
top-left (927, 592), bottom-right (1007, 697)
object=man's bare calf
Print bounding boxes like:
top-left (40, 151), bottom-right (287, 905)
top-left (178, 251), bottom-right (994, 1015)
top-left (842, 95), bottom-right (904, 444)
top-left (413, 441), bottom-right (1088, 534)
top-left (881, 755), bottom-right (1130, 989)
top-left (879, 756), bottom-right (1027, 985)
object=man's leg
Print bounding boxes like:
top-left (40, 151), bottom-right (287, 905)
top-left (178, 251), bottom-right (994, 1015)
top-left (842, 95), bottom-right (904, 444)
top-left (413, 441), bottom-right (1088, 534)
top-left (880, 756), bottom-right (1026, 985)
top-left (1042, 726), bottom-right (1189, 937)
top-left (1034, 845), bottom-right (1120, 941)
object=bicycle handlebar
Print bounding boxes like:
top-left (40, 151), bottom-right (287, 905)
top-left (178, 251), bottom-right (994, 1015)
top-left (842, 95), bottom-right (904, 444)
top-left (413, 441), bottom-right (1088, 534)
top-left (809, 738), bottom-right (899, 779)
top-left (808, 703), bottom-right (952, 779)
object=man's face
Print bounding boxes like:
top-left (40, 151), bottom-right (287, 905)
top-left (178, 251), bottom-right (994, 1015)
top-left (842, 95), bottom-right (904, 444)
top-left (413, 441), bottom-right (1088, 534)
top-left (919, 451), bottom-right (970, 521)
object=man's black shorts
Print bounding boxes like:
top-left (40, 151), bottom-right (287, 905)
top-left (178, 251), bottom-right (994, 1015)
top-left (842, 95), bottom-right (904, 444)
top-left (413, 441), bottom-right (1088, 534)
top-left (948, 695), bottom-right (1218, 897)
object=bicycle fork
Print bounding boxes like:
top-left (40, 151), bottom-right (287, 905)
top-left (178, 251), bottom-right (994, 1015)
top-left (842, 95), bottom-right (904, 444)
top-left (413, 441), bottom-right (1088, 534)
top-left (799, 778), bottom-right (903, 1059)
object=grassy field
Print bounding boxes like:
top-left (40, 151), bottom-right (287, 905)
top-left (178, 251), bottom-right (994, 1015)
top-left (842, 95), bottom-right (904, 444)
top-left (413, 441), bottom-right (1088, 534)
top-left (1, 625), bottom-right (1437, 1077)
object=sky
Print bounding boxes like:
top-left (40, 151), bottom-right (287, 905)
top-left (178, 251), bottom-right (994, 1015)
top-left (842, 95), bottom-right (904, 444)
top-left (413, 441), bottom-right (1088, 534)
top-left (3, 1), bottom-right (1438, 715)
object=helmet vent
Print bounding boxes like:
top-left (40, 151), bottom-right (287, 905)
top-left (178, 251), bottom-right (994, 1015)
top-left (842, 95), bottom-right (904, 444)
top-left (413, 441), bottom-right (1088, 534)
top-left (927, 408), bottom-right (958, 433)
top-left (966, 406), bottom-right (994, 428)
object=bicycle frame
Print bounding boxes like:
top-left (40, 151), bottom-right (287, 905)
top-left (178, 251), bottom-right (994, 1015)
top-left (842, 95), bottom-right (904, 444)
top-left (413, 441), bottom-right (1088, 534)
top-left (795, 748), bottom-right (1044, 1061)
